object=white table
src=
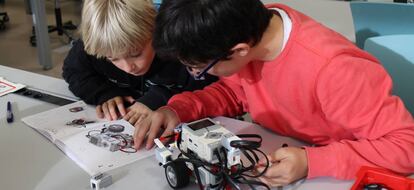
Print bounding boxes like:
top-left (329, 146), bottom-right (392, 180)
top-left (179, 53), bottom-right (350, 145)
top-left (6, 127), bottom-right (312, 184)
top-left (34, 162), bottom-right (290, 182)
top-left (0, 65), bottom-right (354, 190)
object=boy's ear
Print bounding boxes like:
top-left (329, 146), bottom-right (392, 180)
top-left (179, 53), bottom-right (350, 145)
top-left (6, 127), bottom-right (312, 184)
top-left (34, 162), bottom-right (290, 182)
top-left (230, 43), bottom-right (251, 57)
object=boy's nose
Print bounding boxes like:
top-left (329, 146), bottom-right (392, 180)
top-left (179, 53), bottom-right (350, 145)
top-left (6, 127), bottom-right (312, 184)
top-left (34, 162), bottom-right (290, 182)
top-left (120, 60), bottom-right (136, 73)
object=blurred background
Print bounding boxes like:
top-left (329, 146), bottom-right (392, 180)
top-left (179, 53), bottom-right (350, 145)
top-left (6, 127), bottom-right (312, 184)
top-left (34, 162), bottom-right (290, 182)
top-left (0, 0), bottom-right (401, 79)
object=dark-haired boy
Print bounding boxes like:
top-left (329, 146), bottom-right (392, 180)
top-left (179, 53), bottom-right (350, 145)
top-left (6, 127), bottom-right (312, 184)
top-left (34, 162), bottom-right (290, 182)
top-left (134, 0), bottom-right (414, 186)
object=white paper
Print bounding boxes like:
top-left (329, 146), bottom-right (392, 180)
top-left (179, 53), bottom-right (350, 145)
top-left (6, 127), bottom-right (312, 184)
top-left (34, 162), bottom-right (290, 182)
top-left (0, 77), bottom-right (26, 96)
top-left (22, 101), bottom-right (101, 141)
top-left (57, 120), bottom-right (153, 175)
top-left (22, 101), bottom-right (154, 176)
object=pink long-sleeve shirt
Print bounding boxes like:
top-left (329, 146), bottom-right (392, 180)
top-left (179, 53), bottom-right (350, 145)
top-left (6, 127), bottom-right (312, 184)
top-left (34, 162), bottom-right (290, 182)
top-left (166, 4), bottom-right (414, 179)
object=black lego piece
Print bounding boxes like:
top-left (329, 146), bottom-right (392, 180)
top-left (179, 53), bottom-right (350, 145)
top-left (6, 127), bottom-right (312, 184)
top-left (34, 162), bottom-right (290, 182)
top-left (14, 88), bottom-right (76, 106)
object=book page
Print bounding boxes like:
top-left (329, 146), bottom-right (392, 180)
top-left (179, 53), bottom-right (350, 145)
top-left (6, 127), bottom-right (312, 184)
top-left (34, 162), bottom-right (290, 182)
top-left (22, 101), bottom-right (103, 142)
top-left (57, 119), bottom-right (153, 176)
top-left (0, 77), bottom-right (26, 97)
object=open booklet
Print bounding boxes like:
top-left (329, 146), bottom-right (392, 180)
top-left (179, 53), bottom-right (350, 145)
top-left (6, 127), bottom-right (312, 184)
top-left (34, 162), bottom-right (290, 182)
top-left (21, 101), bottom-right (154, 176)
top-left (0, 77), bottom-right (26, 96)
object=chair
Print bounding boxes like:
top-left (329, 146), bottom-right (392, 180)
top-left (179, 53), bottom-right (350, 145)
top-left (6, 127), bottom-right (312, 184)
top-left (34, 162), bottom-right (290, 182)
top-left (364, 35), bottom-right (414, 115)
top-left (27, 0), bottom-right (77, 46)
top-left (350, 2), bottom-right (414, 48)
top-left (0, 11), bottom-right (8, 30)
top-left (0, 0), bottom-right (9, 30)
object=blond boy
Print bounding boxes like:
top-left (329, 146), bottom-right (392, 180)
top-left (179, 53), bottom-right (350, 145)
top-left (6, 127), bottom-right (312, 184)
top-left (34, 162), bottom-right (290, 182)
top-left (62, 0), bottom-right (217, 124)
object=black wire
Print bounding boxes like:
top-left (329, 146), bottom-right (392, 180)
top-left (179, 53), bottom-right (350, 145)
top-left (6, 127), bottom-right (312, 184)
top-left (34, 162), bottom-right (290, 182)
top-left (111, 134), bottom-right (128, 146)
top-left (112, 134), bottom-right (138, 153)
top-left (217, 140), bottom-right (270, 189)
top-left (193, 163), bottom-right (204, 190)
top-left (236, 148), bottom-right (257, 173)
top-left (234, 175), bottom-right (271, 190)
top-left (230, 134), bottom-right (262, 149)
top-left (242, 148), bottom-right (269, 178)
top-left (237, 148), bottom-right (268, 178)
top-left (224, 172), bottom-right (241, 190)
top-left (228, 135), bottom-right (270, 189)
top-left (218, 148), bottom-right (241, 190)
top-left (169, 132), bottom-right (270, 190)
top-left (119, 148), bottom-right (137, 153)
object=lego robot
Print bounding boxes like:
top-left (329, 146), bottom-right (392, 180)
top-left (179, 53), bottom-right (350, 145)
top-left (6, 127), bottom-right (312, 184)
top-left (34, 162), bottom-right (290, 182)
top-left (154, 118), bottom-right (270, 190)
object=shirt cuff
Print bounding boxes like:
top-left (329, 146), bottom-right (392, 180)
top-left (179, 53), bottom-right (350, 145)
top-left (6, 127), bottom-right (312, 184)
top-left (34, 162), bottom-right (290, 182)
top-left (305, 145), bottom-right (338, 179)
top-left (158, 105), bottom-right (182, 124)
top-left (167, 100), bottom-right (197, 122)
top-left (164, 101), bottom-right (192, 123)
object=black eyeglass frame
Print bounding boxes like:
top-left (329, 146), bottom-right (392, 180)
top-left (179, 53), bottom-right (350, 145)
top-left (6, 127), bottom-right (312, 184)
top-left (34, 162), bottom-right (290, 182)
top-left (191, 58), bottom-right (221, 80)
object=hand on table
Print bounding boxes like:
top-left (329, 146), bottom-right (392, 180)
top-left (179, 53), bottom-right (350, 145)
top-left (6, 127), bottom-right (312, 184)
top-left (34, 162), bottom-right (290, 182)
top-left (123, 101), bottom-right (152, 125)
top-left (133, 107), bottom-right (180, 150)
top-left (96, 96), bottom-right (135, 120)
top-left (256, 146), bottom-right (308, 187)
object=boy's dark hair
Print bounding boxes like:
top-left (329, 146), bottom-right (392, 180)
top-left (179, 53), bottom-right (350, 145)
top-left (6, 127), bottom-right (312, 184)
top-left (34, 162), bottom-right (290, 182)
top-left (153, 0), bottom-right (273, 65)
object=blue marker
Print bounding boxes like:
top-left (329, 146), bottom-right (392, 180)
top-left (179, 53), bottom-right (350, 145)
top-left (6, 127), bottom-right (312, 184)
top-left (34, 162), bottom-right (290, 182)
top-left (7, 101), bottom-right (14, 123)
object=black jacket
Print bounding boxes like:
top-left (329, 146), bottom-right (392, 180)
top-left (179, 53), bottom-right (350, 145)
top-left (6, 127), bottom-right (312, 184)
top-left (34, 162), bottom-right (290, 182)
top-left (62, 40), bottom-right (217, 110)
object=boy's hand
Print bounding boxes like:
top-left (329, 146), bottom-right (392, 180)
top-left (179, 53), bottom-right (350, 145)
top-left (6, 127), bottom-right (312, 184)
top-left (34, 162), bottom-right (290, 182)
top-left (133, 107), bottom-right (180, 150)
top-left (96, 96), bottom-right (135, 120)
top-left (256, 147), bottom-right (308, 187)
top-left (123, 102), bottom-right (152, 125)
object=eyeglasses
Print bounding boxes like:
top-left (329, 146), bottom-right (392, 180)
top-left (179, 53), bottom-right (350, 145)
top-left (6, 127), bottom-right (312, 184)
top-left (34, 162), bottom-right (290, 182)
top-left (184, 57), bottom-right (221, 80)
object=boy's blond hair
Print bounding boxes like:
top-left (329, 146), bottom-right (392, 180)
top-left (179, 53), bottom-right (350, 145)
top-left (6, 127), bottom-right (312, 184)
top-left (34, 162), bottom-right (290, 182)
top-left (81, 0), bottom-right (156, 58)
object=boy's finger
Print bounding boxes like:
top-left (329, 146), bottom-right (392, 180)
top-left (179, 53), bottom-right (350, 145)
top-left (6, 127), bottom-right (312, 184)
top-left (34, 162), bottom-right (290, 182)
top-left (123, 111), bottom-right (132, 121)
top-left (124, 96), bottom-right (135, 103)
top-left (145, 127), bottom-right (160, 150)
top-left (255, 165), bottom-right (267, 174)
top-left (258, 154), bottom-right (274, 165)
top-left (258, 146), bottom-right (291, 165)
top-left (108, 101), bottom-right (118, 120)
top-left (115, 98), bottom-right (126, 116)
top-left (101, 103), bottom-right (111, 120)
top-left (127, 113), bottom-right (140, 125)
top-left (271, 148), bottom-right (289, 162)
top-left (145, 118), bottom-right (164, 149)
top-left (263, 161), bottom-right (285, 178)
top-left (96, 105), bottom-right (104, 118)
top-left (133, 119), bottom-right (151, 149)
top-left (136, 114), bottom-right (148, 125)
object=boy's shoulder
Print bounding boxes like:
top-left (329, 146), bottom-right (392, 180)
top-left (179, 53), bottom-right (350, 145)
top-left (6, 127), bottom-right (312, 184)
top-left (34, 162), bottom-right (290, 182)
top-left (273, 4), bottom-right (362, 63)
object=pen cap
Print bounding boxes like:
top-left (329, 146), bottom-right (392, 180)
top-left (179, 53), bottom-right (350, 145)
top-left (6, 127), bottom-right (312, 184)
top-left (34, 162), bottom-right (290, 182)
top-left (7, 101), bottom-right (14, 123)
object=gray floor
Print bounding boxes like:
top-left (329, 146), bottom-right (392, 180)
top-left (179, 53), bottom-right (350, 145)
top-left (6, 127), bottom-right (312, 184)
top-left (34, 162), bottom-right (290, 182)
top-left (0, 0), bottom-right (81, 79)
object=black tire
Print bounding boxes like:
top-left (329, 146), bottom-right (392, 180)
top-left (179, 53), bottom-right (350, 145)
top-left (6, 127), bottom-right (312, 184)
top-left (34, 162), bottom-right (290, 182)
top-left (165, 162), bottom-right (190, 189)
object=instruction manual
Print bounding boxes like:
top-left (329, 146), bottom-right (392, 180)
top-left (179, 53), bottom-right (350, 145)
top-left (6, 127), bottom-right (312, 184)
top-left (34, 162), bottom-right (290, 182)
top-left (0, 77), bottom-right (25, 96)
top-left (21, 101), bottom-right (154, 176)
